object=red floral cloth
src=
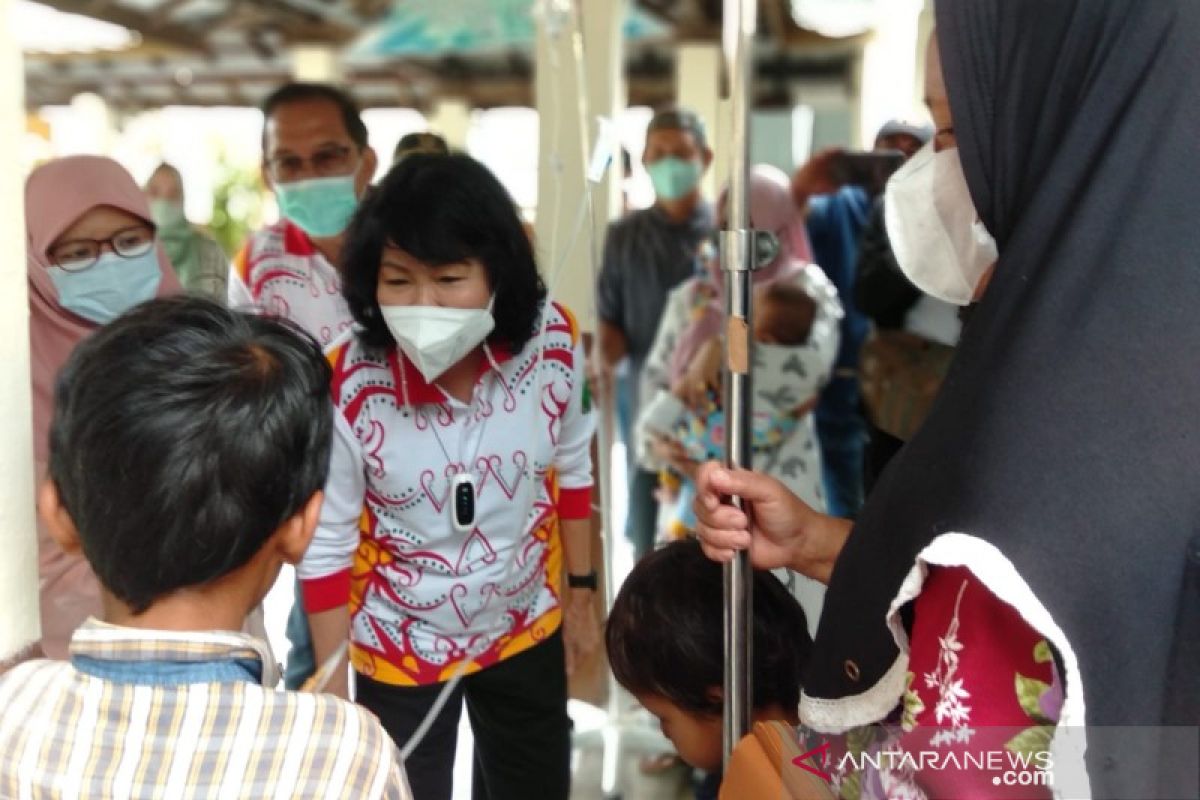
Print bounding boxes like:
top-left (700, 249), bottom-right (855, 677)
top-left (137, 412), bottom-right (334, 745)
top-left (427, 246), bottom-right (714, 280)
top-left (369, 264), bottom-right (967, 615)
top-left (816, 566), bottom-right (1062, 799)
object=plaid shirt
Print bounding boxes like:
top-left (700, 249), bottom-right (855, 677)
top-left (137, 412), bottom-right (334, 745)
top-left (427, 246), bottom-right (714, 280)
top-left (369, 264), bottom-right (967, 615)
top-left (0, 619), bottom-right (411, 799)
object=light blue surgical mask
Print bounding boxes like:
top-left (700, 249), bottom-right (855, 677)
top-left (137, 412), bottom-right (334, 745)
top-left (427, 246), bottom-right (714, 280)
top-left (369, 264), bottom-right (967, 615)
top-left (48, 249), bottom-right (162, 325)
top-left (647, 156), bottom-right (703, 201)
top-left (274, 174), bottom-right (360, 238)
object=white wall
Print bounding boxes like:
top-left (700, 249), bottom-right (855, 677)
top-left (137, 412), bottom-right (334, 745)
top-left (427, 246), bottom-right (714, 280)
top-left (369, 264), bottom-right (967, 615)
top-left (0, 0), bottom-right (41, 660)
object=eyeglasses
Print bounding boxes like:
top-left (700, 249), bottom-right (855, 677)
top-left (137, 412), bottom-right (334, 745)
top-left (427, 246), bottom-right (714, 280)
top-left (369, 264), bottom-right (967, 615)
top-left (266, 144), bottom-right (358, 183)
top-left (48, 224), bottom-right (156, 273)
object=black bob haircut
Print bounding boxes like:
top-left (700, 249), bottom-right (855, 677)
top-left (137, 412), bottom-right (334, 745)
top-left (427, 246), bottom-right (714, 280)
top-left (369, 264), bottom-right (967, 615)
top-left (47, 296), bottom-right (334, 614)
top-left (341, 153), bottom-right (547, 353)
top-left (260, 82), bottom-right (368, 150)
top-left (606, 538), bottom-right (811, 716)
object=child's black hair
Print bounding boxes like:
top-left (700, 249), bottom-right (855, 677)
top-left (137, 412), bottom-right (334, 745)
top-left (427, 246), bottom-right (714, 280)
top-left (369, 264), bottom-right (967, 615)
top-left (606, 538), bottom-right (812, 716)
top-left (48, 296), bottom-right (333, 614)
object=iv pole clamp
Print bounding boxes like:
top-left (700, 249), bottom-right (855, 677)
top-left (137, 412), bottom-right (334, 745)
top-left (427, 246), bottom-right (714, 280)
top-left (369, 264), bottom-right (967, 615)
top-left (720, 0), bottom-right (758, 769)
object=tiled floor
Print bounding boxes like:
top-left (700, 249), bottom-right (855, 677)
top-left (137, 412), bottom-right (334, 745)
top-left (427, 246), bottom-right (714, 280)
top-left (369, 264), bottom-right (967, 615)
top-left (567, 694), bottom-right (695, 800)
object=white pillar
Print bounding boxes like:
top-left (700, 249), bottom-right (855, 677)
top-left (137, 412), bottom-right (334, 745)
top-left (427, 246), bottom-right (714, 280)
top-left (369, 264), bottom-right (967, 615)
top-left (428, 99), bottom-right (472, 151)
top-left (675, 42), bottom-right (721, 199)
top-left (290, 43), bottom-right (343, 83)
top-left (535, 0), bottom-right (622, 334)
top-left (857, 0), bottom-right (925, 147)
top-left (582, 0), bottom-right (626, 255)
top-left (0, 0), bottom-right (41, 660)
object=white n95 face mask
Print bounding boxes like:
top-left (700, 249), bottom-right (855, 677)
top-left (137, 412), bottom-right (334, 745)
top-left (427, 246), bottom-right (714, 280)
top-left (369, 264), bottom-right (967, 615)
top-left (381, 301), bottom-right (496, 383)
top-left (884, 141), bottom-right (998, 306)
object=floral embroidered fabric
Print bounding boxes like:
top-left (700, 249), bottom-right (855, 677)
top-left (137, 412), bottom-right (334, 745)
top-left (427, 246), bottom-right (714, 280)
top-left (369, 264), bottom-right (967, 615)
top-left (803, 566), bottom-right (1062, 799)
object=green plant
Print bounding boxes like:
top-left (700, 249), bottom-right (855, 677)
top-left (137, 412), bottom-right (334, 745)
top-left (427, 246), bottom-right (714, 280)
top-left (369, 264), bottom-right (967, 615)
top-left (208, 150), bottom-right (267, 258)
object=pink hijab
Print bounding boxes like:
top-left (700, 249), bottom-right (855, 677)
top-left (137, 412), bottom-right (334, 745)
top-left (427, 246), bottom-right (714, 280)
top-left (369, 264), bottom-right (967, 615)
top-left (26, 155), bottom-right (180, 658)
top-left (668, 164), bottom-right (813, 383)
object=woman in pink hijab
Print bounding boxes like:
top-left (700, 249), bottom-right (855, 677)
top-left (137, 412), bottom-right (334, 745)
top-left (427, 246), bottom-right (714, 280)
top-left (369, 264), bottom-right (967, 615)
top-left (26, 155), bottom-right (180, 658)
top-left (633, 164), bottom-right (842, 630)
top-left (666, 164), bottom-right (820, 385)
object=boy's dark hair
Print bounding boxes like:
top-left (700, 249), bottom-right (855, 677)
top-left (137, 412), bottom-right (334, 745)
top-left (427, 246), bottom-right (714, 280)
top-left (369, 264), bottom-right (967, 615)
top-left (47, 297), bottom-right (333, 614)
top-left (260, 82), bottom-right (368, 150)
top-left (606, 539), bottom-right (811, 716)
top-left (341, 153), bottom-right (547, 353)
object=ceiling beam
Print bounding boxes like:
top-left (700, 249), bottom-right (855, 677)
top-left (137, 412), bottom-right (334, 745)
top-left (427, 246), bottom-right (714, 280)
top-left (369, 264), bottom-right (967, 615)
top-left (246, 27), bottom-right (277, 60)
top-left (262, 0), bottom-right (364, 40)
top-left (35, 0), bottom-right (210, 54)
top-left (150, 0), bottom-right (196, 24)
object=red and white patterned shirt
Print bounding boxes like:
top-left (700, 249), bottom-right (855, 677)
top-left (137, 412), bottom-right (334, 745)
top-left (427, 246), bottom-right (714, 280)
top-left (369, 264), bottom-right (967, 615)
top-left (228, 219), bottom-right (353, 348)
top-left (298, 302), bottom-right (594, 686)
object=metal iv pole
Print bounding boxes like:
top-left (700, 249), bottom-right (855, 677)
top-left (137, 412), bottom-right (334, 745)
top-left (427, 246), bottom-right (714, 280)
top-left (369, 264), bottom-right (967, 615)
top-left (719, 0), bottom-right (757, 768)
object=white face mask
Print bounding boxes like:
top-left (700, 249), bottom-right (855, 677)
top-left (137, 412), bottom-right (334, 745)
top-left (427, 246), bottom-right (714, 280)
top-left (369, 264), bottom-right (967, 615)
top-left (381, 299), bottom-right (496, 383)
top-left (884, 141), bottom-right (999, 306)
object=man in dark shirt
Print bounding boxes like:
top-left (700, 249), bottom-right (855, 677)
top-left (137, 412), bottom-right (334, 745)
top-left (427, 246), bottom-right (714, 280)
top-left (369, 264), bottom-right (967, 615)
top-left (597, 109), bottom-right (713, 559)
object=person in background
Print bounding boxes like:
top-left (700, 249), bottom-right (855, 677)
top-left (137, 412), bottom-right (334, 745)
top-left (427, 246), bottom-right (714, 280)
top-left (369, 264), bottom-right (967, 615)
top-left (619, 146), bottom-right (634, 215)
top-left (229, 81), bottom-right (376, 349)
top-left (143, 162), bottom-right (228, 301)
top-left (393, 131), bottom-right (450, 164)
top-left (854, 121), bottom-right (961, 491)
top-left (596, 108), bottom-right (714, 560)
top-left (606, 539), bottom-right (811, 799)
top-left (0, 297), bottom-right (411, 800)
top-left (229, 81), bottom-right (377, 691)
top-left (635, 165), bottom-right (840, 633)
top-left (873, 119), bottom-right (929, 159)
top-left (796, 121), bottom-right (924, 518)
top-left (663, 279), bottom-right (836, 545)
top-left (24, 155), bottom-right (181, 660)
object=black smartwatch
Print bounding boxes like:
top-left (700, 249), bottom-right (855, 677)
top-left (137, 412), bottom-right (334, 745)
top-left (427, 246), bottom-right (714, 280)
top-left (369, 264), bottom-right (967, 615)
top-left (567, 570), bottom-right (598, 591)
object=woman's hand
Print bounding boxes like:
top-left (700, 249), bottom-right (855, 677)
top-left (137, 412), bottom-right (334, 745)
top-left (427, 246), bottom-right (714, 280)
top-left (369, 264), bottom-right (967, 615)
top-left (562, 589), bottom-right (600, 677)
top-left (650, 435), bottom-right (700, 481)
top-left (692, 461), bottom-right (852, 584)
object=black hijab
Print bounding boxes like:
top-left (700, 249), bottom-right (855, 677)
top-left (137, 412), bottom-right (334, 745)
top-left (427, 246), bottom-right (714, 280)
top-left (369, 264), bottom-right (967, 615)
top-left (807, 1), bottom-right (1200, 795)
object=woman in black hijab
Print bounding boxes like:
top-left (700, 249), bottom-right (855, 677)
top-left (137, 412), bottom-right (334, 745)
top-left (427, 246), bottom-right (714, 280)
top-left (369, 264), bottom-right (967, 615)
top-left (695, 1), bottom-right (1199, 796)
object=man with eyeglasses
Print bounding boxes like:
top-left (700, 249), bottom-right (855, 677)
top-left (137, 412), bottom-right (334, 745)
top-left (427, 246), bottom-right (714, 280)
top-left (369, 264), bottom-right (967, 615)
top-left (228, 82), bottom-right (378, 349)
top-left (228, 82), bottom-right (377, 691)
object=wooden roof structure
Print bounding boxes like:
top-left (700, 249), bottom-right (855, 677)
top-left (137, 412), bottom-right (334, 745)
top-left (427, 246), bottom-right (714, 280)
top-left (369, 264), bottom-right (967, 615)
top-left (23, 0), bottom-right (861, 112)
